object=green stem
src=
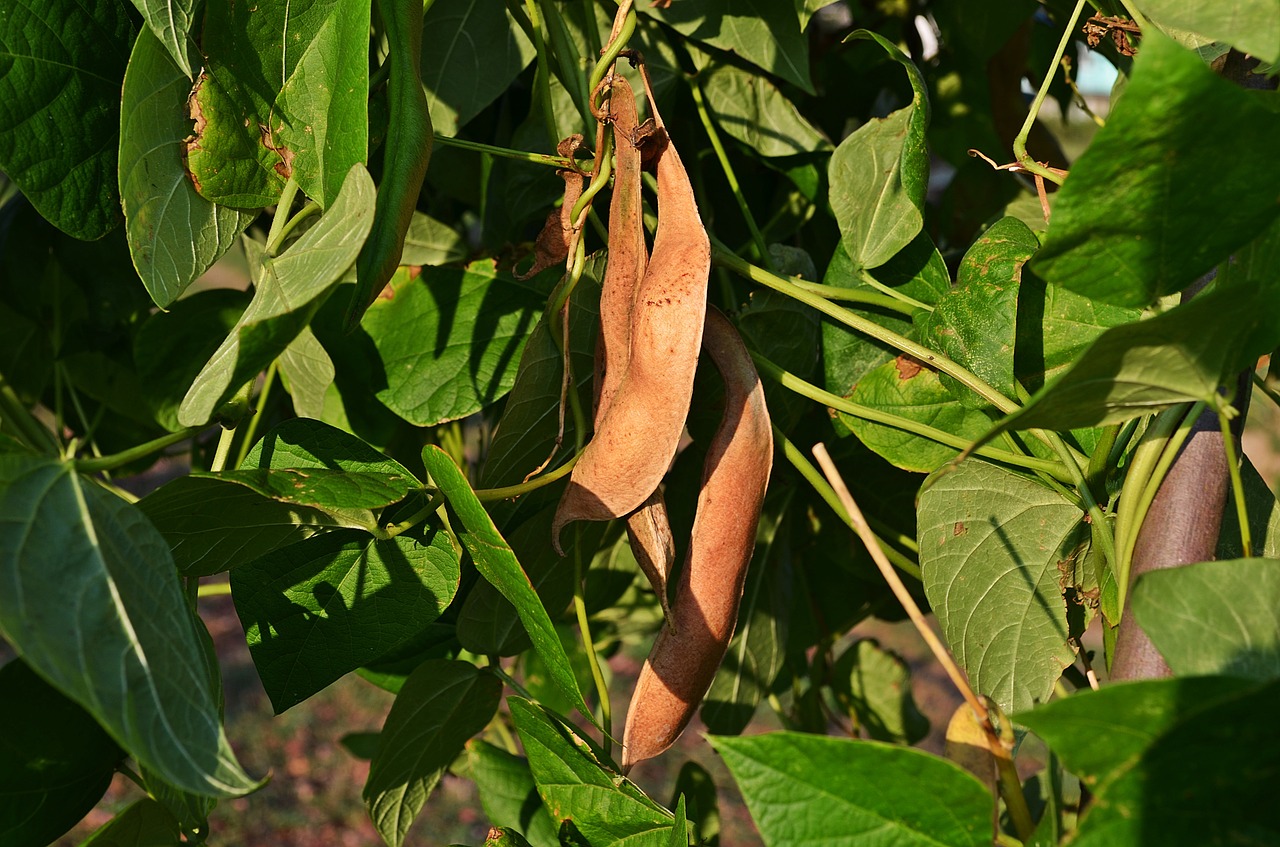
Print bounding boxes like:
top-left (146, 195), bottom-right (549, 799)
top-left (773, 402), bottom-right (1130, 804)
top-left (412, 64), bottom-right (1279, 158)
top-left (572, 525), bottom-right (612, 754)
top-left (380, 494), bottom-right (444, 539)
top-left (432, 134), bottom-right (574, 168)
top-left (210, 426), bottom-right (237, 473)
top-left (1042, 426), bottom-right (1116, 575)
top-left (74, 426), bottom-right (204, 474)
top-left (116, 762), bottom-right (146, 789)
top-left (490, 666), bottom-right (538, 701)
top-left (1116, 0), bottom-right (1149, 29)
top-left (753, 353), bottom-right (1074, 483)
top-left (474, 451), bottom-right (580, 501)
top-left (1253, 370), bottom-right (1280, 410)
top-left (197, 581), bottom-right (233, 598)
top-left (234, 362), bottom-right (277, 470)
top-left (778, 427), bottom-right (922, 579)
top-left (713, 242), bottom-right (1020, 415)
top-left (1085, 423), bottom-right (1120, 503)
top-left (855, 269), bottom-right (934, 312)
top-left (1012, 0), bottom-right (1086, 185)
top-left (525, 0), bottom-right (562, 144)
top-left (0, 371), bottom-right (56, 452)
top-left (1218, 403), bottom-right (1252, 558)
top-left (266, 177), bottom-right (301, 254)
top-left (272, 202), bottom-right (321, 250)
top-left (538, 0), bottom-right (593, 130)
top-left (689, 81), bottom-right (771, 269)
top-left (586, 4), bottom-right (635, 98)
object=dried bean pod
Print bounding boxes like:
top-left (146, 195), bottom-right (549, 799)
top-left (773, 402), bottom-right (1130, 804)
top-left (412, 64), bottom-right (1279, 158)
top-left (517, 135), bottom-right (586, 280)
top-left (620, 308), bottom-right (773, 772)
top-left (553, 83), bottom-right (710, 544)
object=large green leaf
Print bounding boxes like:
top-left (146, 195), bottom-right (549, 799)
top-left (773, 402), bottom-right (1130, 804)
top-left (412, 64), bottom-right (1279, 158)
top-left (194, 466), bottom-right (414, 511)
top-left (128, 0), bottom-right (196, 77)
top-left (79, 797), bottom-right (182, 846)
top-left (0, 659), bottom-right (123, 847)
top-left (643, 0), bottom-right (813, 93)
top-left (828, 31), bottom-right (929, 271)
top-left (364, 660), bottom-right (503, 847)
top-left (231, 527), bottom-right (460, 713)
top-left (1138, 0), bottom-right (1280, 64)
top-left (711, 732), bottom-right (990, 847)
top-left (467, 740), bottom-right (558, 847)
top-left (508, 698), bottom-right (674, 847)
top-left (992, 276), bottom-right (1280, 432)
top-left (422, 0), bottom-right (536, 136)
top-left (925, 217), bottom-right (1037, 407)
top-left (841, 358), bottom-right (992, 473)
top-left (178, 165), bottom-right (375, 426)
top-left (1018, 677), bottom-right (1280, 846)
top-left (120, 29), bottom-right (254, 308)
top-left (422, 447), bottom-right (593, 723)
top-left (692, 51), bottom-right (830, 158)
top-left (831, 640), bottom-right (929, 745)
top-left (0, 456), bottom-right (258, 797)
top-left (360, 261), bottom-right (543, 426)
top-left (1132, 558), bottom-right (1280, 679)
top-left (187, 0), bottom-right (370, 207)
top-left (1031, 32), bottom-right (1280, 306)
top-left (918, 460), bottom-right (1085, 713)
top-left (0, 0), bottom-right (133, 239)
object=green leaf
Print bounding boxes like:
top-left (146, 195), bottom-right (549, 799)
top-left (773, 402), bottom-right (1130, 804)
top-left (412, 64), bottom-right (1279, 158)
top-left (1132, 558), bottom-right (1280, 679)
top-left (667, 795), bottom-right (689, 847)
top-left (401, 211), bottom-right (469, 267)
top-left (0, 659), bottom-right (123, 847)
top-left (831, 640), bottom-right (929, 744)
top-left (1031, 32), bottom-right (1280, 306)
top-left (485, 827), bottom-right (536, 847)
top-left (128, 0), bottom-right (196, 77)
top-left (828, 30), bottom-right (929, 270)
top-left (692, 51), bottom-right (830, 157)
top-left (360, 261), bottom-right (543, 426)
top-left (670, 761), bottom-right (720, 846)
top-left (423, 0), bottom-right (536, 136)
top-left (508, 698), bottom-right (674, 847)
top-left (134, 288), bottom-right (250, 431)
top-left (643, 0), bottom-right (813, 94)
top-left (1138, 0), bottom-right (1280, 64)
top-left (423, 448), bottom-right (593, 724)
top-left (139, 476), bottom-right (370, 577)
top-left (737, 289), bottom-right (821, 431)
top-left (187, 0), bottom-right (370, 207)
top-left (467, 739), bottom-right (559, 847)
top-left (841, 358), bottom-right (992, 473)
top-left (79, 797), bottom-right (182, 846)
top-left (178, 165), bottom-right (376, 426)
top-left (1219, 457), bottom-right (1280, 560)
top-left (231, 527), bottom-right (461, 713)
top-left (711, 732), bottom-right (990, 846)
top-left (120, 28), bottom-right (254, 308)
top-left (701, 502), bottom-right (791, 735)
top-left (1017, 677), bottom-right (1280, 846)
top-left (917, 460), bottom-right (1085, 713)
top-left (0, 0), bottom-right (133, 239)
top-left (480, 254), bottom-right (604, 489)
top-left (925, 217), bottom-right (1037, 406)
top-left (364, 660), bottom-right (503, 847)
top-left (195, 466), bottom-right (414, 512)
top-left (0, 456), bottom-right (258, 797)
top-left (993, 276), bottom-right (1280, 432)
top-left (278, 326), bottom-right (337, 420)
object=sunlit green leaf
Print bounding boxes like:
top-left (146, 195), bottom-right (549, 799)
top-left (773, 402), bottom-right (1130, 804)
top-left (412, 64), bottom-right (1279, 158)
top-left (1138, 0), bottom-right (1279, 63)
top-left (278, 327), bottom-right (336, 420)
top-left (468, 740), bottom-right (559, 847)
top-left (692, 51), bottom-right (830, 158)
top-left (128, 0), bottom-right (197, 77)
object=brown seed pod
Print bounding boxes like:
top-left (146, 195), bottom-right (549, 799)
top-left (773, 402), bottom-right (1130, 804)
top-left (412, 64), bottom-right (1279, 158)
top-left (620, 308), bottom-right (773, 772)
top-left (552, 73), bottom-right (711, 547)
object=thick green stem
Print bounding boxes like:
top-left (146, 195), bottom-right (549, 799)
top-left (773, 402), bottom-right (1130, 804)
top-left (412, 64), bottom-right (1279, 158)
top-left (753, 353), bottom-right (1074, 483)
top-left (74, 426), bottom-right (204, 474)
top-left (381, 494), bottom-right (444, 539)
top-left (586, 3), bottom-right (635, 97)
top-left (786, 282), bottom-right (919, 314)
top-left (475, 451), bottom-right (580, 501)
top-left (1012, 0), bottom-right (1086, 185)
top-left (210, 426), bottom-right (237, 474)
top-left (855, 269), bottom-right (934, 312)
top-left (265, 178), bottom-right (301, 254)
top-left (432, 134), bottom-right (575, 168)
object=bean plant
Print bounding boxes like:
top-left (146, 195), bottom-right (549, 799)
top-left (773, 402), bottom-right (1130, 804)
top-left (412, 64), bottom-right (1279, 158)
top-left (0, 1), bottom-right (1278, 845)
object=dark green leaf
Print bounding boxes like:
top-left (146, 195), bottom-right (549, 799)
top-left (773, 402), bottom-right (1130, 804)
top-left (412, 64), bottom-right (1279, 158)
top-left (671, 761), bottom-right (719, 847)
top-left (1132, 558), bottom-right (1280, 679)
top-left (79, 798), bottom-right (182, 846)
top-left (195, 466), bottom-right (415, 512)
top-left (120, 29), bottom-right (254, 308)
top-left (643, 0), bottom-right (813, 93)
top-left (737, 289), bottom-right (820, 431)
top-left (831, 640), bottom-right (929, 744)
top-left (423, 447), bottom-right (593, 723)
top-left (508, 698), bottom-right (674, 847)
top-left (692, 51), bottom-right (830, 157)
top-left (1017, 677), bottom-right (1280, 846)
top-left (485, 827), bottom-right (535, 847)
top-left (128, 0), bottom-right (196, 77)
top-left (361, 261), bottom-right (543, 426)
top-left (711, 732), bottom-right (990, 846)
top-left (0, 0), bottom-right (133, 239)
top-left (829, 31), bottom-right (929, 270)
top-left (1031, 32), bottom-right (1280, 306)
top-left (231, 527), bottom-right (460, 713)
top-left (467, 739), bottom-right (559, 847)
top-left (188, 0), bottom-right (370, 207)
top-left (422, 0), bottom-right (536, 135)
top-left (1219, 457), bottom-right (1280, 560)
top-left (0, 456), bottom-right (258, 796)
top-left (0, 659), bottom-right (122, 847)
top-left (1139, 0), bottom-right (1279, 64)
top-left (918, 460), bottom-right (1085, 713)
top-left (178, 166), bottom-right (375, 426)
top-left (364, 660), bottom-right (503, 847)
